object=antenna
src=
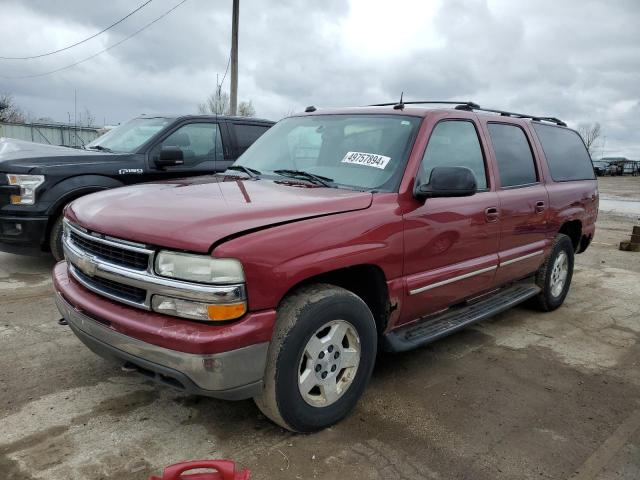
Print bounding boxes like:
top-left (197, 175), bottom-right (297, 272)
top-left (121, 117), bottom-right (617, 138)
top-left (393, 92), bottom-right (404, 110)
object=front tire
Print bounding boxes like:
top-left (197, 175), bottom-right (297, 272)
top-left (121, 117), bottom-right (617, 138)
top-left (254, 284), bottom-right (377, 432)
top-left (531, 234), bottom-right (574, 311)
top-left (49, 215), bottom-right (65, 261)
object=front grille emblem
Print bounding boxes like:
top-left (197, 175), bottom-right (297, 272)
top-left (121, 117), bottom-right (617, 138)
top-left (76, 254), bottom-right (98, 277)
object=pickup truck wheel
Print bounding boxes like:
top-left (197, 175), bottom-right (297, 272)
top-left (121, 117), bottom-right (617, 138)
top-left (254, 284), bottom-right (377, 432)
top-left (49, 216), bottom-right (65, 261)
top-left (531, 234), bottom-right (574, 311)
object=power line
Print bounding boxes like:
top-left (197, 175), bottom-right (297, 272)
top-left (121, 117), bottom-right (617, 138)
top-left (0, 0), bottom-right (154, 60)
top-left (0, 0), bottom-right (188, 79)
top-left (220, 48), bottom-right (231, 87)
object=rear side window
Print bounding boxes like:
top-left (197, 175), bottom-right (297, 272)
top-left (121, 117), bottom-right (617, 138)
top-left (420, 120), bottom-right (487, 190)
top-left (488, 123), bottom-right (537, 187)
top-left (234, 124), bottom-right (270, 154)
top-left (533, 123), bottom-right (595, 181)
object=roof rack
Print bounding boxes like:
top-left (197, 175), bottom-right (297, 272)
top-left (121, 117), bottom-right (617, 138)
top-left (368, 99), bottom-right (567, 127)
top-left (463, 106), bottom-right (567, 127)
top-left (369, 100), bottom-right (480, 110)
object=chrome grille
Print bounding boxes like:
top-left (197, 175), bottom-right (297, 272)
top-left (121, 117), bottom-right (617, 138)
top-left (72, 266), bottom-right (147, 304)
top-left (62, 219), bottom-right (246, 313)
top-left (69, 230), bottom-right (150, 271)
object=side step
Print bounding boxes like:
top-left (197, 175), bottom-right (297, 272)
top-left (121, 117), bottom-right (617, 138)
top-left (384, 283), bottom-right (541, 352)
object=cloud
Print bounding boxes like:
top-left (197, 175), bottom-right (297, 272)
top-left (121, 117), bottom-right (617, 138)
top-left (0, 0), bottom-right (638, 157)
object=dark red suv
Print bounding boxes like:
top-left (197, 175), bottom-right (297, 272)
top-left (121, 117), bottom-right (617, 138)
top-left (54, 101), bottom-right (598, 432)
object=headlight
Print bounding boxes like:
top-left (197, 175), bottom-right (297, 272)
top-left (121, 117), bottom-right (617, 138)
top-left (7, 174), bottom-right (45, 205)
top-left (155, 251), bottom-right (244, 284)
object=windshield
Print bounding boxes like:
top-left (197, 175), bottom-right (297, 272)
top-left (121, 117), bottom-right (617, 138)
top-left (234, 114), bottom-right (421, 191)
top-left (86, 117), bottom-right (171, 153)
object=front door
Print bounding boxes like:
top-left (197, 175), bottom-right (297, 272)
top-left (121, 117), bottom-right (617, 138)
top-left (401, 119), bottom-right (500, 324)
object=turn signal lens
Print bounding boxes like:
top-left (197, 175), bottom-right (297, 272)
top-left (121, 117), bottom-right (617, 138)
top-left (10, 194), bottom-right (22, 205)
top-left (207, 302), bottom-right (247, 321)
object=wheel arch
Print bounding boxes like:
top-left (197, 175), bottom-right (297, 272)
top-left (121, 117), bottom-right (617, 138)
top-left (277, 264), bottom-right (391, 336)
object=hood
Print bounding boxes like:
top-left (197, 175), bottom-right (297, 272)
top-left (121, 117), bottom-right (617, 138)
top-left (67, 175), bottom-right (373, 252)
top-left (0, 138), bottom-right (129, 172)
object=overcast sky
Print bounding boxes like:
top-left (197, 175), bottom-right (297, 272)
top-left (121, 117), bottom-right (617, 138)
top-left (1, 0), bottom-right (639, 157)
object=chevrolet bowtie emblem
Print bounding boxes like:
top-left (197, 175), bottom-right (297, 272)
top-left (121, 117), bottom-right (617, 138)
top-left (76, 254), bottom-right (98, 277)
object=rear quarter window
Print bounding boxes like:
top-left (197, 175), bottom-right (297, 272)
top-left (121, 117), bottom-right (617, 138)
top-left (533, 123), bottom-right (596, 181)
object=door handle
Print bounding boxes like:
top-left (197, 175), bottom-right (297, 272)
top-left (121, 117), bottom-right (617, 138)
top-left (535, 201), bottom-right (546, 213)
top-left (485, 206), bottom-right (499, 223)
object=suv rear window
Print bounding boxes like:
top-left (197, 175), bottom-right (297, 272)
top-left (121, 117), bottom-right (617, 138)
top-left (488, 123), bottom-right (538, 187)
top-left (533, 124), bottom-right (595, 181)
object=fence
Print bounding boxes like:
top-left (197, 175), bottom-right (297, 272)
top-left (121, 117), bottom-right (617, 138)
top-left (0, 121), bottom-right (101, 148)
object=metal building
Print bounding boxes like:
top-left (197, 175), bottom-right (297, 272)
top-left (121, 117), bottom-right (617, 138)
top-left (0, 121), bottom-right (101, 148)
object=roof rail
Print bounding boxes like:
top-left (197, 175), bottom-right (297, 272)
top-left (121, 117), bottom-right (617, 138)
top-left (369, 100), bottom-right (480, 110)
top-left (368, 100), bottom-right (567, 126)
top-left (463, 106), bottom-right (567, 127)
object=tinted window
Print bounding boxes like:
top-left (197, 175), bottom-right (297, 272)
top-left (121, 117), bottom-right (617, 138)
top-left (419, 121), bottom-right (487, 189)
top-left (488, 123), bottom-right (537, 187)
top-left (160, 123), bottom-right (223, 166)
top-left (235, 124), bottom-right (270, 154)
top-left (533, 123), bottom-right (595, 181)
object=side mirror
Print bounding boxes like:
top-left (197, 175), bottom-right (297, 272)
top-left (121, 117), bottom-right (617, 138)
top-left (414, 166), bottom-right (477, 199)
top-left (154, 146), bottom-right (184, 169)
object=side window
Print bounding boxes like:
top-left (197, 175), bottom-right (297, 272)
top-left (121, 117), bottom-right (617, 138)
top-left (419, 121), bottom-right (488, 190)
top-left (487, 123), bottom-right (537, 187)
top-left (235, 124), bottom-right (269, 155)
top-left (532, 123), bottom-right (595, 181)
top-left (160, 123), bottom-right (223, 165)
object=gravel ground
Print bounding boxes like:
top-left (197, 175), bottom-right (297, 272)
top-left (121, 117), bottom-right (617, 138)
top-left (1, 177), bottom-right (639, 480)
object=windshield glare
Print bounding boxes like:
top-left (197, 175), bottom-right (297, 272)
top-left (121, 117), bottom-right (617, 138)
top-left (86, 117), bottom-right (171, 153)
top-left (234, 114), bottom-right (421, 191)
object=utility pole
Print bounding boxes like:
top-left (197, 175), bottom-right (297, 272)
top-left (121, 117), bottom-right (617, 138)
top-left (229, 0), bottom-right (239, 116)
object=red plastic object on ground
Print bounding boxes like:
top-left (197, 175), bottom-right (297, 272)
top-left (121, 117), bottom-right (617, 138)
top-left (149, 460), bottom-right (250, 480)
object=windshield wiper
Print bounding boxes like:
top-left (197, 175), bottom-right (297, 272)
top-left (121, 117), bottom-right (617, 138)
top-left (273, 169), bottom-right (334, 187)
top-left (226, 165), bottom-right (261, 178)
top-left (87, 145), bottom-right (113, 153)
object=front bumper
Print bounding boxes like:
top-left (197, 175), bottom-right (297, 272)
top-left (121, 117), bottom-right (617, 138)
top-left (53, 262), bottom-right (276, 401)
top-left (0, 214), bottom-right (49, 255)
top-left (56, 292), bottom-right (268, 400)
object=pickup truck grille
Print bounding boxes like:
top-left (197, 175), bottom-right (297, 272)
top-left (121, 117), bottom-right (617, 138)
top-left (72, 267), bottom-right (147, 304)
top-left (69, 230), bottom-right (150, 271)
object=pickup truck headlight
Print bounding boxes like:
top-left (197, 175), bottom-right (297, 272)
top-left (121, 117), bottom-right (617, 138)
top-left (6, 174), bottom-right (45, 205)
top-left (155, 251), bottom-right (245, 284)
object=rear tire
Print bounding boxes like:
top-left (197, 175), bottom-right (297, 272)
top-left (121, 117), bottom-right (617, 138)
top-left (49, 215), bottom-right (65, 261)
top-left (254, 284), bottom-right (377, 432)
top-left (531, 234), bottom-right (574, 311)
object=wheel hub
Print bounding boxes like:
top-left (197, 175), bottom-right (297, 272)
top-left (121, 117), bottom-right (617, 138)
top-left (298, 319), bottom-right (361, 407)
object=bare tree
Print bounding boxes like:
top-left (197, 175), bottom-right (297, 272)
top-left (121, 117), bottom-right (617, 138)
top-left (578, 122), bottom-right (601, 158)
top-left (0, 93), bottom-right (26, 123)
top-left (198, 88), bottom-right (255, 117)
top-left (238, 100), bottom-right (256, 117)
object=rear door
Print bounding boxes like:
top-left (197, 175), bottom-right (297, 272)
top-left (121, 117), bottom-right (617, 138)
top-left (401, 117), bottom-right (500, 323)
top-left (227, 122), bottom-right (271, 169)
top-left (480, 121), bottom-right (550, 285)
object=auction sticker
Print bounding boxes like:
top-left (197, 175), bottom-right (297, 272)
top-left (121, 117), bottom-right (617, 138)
top-left (341, 151), bottom-right (391, 170)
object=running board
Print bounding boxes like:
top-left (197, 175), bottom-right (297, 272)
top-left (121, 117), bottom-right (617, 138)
top-left (384, 283), bottom-right (541, 352)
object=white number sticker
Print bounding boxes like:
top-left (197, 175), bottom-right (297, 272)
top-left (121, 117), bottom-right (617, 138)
top-left (341, 151), bottom-right (391, 170)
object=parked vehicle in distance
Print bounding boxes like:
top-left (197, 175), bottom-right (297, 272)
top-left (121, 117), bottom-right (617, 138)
top-left (0, 115), bottom-right (273, 259)
top-left (592, 160), bottom-right (609, 176)
top-left (54, 101), bottom-right (598, 432)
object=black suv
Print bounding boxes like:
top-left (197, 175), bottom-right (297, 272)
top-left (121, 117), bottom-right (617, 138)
top-left (0, 115), bottom-right (273, 259)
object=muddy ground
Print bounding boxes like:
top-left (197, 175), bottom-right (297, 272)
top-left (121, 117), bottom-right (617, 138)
top-left (1, 177), bottom-right (639, 480)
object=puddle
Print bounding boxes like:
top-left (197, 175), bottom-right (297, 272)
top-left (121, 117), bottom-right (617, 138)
top-left (599, 196), bottom-right (640, 217)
